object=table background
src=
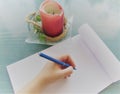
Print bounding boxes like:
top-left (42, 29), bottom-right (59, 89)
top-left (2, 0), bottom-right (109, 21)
top-left (0, 0), bottom-right (120, 94)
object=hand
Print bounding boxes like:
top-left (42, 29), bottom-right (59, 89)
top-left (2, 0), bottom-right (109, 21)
top-left (16, 55), bottom-right (76, 94)
top-left (38, 55), bottom-right (76, 86)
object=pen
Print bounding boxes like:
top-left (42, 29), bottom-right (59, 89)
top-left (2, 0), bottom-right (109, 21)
top-left (39, 53), bottom-right (76, 70)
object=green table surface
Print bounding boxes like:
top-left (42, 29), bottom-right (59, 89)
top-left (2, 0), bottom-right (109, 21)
top-left (0, 0), bottom-right (120, 94)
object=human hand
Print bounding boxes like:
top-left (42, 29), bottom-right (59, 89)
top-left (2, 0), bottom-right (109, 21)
top-left (38, 55), bottom-right (76, 86)
top-left (16, 55), bottom-right (75, 94)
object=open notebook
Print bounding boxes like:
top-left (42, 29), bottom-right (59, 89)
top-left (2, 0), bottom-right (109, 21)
top-left (7, 24), bottom-right (120, 94)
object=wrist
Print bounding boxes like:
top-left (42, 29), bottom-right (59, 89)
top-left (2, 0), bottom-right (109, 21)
top-left (33, 75), bottom-right (47, 90)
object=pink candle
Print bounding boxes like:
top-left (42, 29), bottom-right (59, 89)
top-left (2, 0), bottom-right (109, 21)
top-left (39, 0), bottom-right (64, 37)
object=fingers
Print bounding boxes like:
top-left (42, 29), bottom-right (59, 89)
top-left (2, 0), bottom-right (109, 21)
top-left (58, 66), bottom-right (73, 78)
top-left (58, 55), bottom-right (76, 68)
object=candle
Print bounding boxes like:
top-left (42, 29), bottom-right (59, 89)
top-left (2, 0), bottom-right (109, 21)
top-left (39, 0), bottom-right (64, 37)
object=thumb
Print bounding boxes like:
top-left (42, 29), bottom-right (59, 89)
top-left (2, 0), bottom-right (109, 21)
top-left (59, 66), bottom-right (73, 77)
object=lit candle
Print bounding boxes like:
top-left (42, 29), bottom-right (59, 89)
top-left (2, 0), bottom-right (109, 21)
top-left (39, 0), bottom-right (64, 37)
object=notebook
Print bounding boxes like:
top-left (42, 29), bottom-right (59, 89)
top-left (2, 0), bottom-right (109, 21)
top-left (7, 24), bottom-right (120, 94)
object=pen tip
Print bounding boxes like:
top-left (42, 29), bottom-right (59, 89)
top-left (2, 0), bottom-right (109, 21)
top-left (73, 67), bottom-right (77, 70)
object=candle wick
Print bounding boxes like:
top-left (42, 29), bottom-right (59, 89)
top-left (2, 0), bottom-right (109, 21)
top-left (53, 11), bottom-right (54, 15)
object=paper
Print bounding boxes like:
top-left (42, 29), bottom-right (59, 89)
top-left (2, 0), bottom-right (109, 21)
top-left (7, 24), bottom-right (120, 94)
top-left (79, 24), bottom-right (120, 82)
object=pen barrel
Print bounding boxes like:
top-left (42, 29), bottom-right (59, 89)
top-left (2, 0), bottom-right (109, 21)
top-left (62, 62), bottom-right (70, 67)
top-left (39, 53), bottom-right (70, 67)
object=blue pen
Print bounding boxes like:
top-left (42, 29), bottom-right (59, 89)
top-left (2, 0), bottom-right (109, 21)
top-left (39, 53), bottom-right (76, 70)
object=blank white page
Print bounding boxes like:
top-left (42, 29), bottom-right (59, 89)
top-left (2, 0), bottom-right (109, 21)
top-left (79, 24), bottom-right (120, 82)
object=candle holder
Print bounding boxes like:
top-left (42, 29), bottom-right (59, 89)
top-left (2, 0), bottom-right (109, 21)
top-left (25, 11), bottom-right (73, 45)
top-left (25, 0), bottom-right (73, 45)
